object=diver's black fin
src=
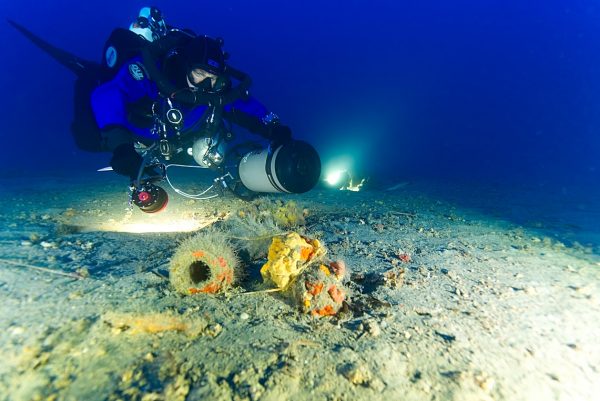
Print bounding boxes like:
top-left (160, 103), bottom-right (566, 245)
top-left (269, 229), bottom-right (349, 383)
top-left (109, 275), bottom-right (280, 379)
top-left (8, 19), bottom-right (101, 79)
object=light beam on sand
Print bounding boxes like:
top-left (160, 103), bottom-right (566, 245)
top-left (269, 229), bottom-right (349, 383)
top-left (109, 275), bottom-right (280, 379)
top-left (70, 194), bottom-right (227, 234)
top-left (100, 219), bottom-right (206, 233)
top-left (82, 214), bottom-right (224, 234)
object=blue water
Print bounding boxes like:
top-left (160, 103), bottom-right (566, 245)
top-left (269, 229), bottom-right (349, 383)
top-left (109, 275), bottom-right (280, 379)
top-left (1, 0), bottom-right (599, 239)
top-left (1, 4), bottom-right (600, 398)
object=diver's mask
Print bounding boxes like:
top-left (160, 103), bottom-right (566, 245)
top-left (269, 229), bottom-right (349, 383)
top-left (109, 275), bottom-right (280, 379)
top-left (182, 36), bottom-right (229, 92)
top-left (186, 68), bottom-right (230, 93)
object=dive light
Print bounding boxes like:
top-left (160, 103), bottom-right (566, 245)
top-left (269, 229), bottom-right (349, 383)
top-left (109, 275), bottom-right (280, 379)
top-left (132, 183), bottom-right (169, 213)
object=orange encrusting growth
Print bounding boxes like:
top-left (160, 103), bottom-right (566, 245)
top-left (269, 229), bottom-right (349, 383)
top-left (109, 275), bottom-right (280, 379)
top-left (328, 285), bottom-right (345, 304)
top-left (311, 305), bottom-right (336, 317)
top-left (300, 246), bottom-right (313, 261)
top-left (306, 280), bottom-right (324, 296)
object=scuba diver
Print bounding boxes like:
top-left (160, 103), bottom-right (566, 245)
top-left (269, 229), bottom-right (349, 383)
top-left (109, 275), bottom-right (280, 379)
top-left (93, 10), bottom-right (292, 176)
top-left (9, 6), bottom-right (321, 212)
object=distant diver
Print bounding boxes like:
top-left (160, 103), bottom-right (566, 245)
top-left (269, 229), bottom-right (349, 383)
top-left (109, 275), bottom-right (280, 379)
top-left (9, 6), bottom-right (321, 212)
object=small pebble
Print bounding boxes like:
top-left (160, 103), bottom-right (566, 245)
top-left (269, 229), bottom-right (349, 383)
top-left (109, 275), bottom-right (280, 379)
top-left (341, 363), bottom-right (371, 385)
top-left (240, 312), bottom-right (250, 321)
top-left (475, 374), bottom-right (495, 392)
top-left (206, 323), bottom-right (223, 337)
top-left (365, 320), bottom-right (381, 337)
top-left (9, 326), bottom-right (25, 336)
top-left (369, 377), bottom-right (386, 392)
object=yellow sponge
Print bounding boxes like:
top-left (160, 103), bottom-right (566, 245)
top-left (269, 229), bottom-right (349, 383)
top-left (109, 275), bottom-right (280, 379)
top-left (260, 232), bottom-right (348, 317)
top-left (260, 232), bottom-right (325, 290)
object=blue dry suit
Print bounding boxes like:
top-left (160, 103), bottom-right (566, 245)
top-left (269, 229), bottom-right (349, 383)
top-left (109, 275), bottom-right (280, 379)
top-left (91, 56), bottom-right (269, 143)
top-left (89, 56), bottom-right (290, 178)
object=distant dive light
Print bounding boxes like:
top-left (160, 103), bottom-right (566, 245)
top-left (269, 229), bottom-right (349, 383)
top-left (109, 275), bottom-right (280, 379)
top-left (325, 169), bottom-right (348, 186)
top-left (324, 168), bottom-right (365, 192)
top-left (238, 140), bottom-right (321, 193)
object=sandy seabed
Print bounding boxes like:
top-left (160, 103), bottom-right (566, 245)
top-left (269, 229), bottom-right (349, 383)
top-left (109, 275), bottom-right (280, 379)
top-left (0, 171), bottom-right (599, 401)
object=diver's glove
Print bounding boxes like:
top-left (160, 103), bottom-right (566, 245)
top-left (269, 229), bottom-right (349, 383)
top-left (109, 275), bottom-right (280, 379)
top-left (267, 124), bottom-right (292, 147)
top-left (110, 143), bottom-right (143, 180)
top-left (223, 108), bottom-right (292, 144)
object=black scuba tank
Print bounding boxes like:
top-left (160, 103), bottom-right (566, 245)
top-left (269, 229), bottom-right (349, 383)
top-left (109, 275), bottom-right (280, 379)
top-left (101, 28), bottom-right (149, 80)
